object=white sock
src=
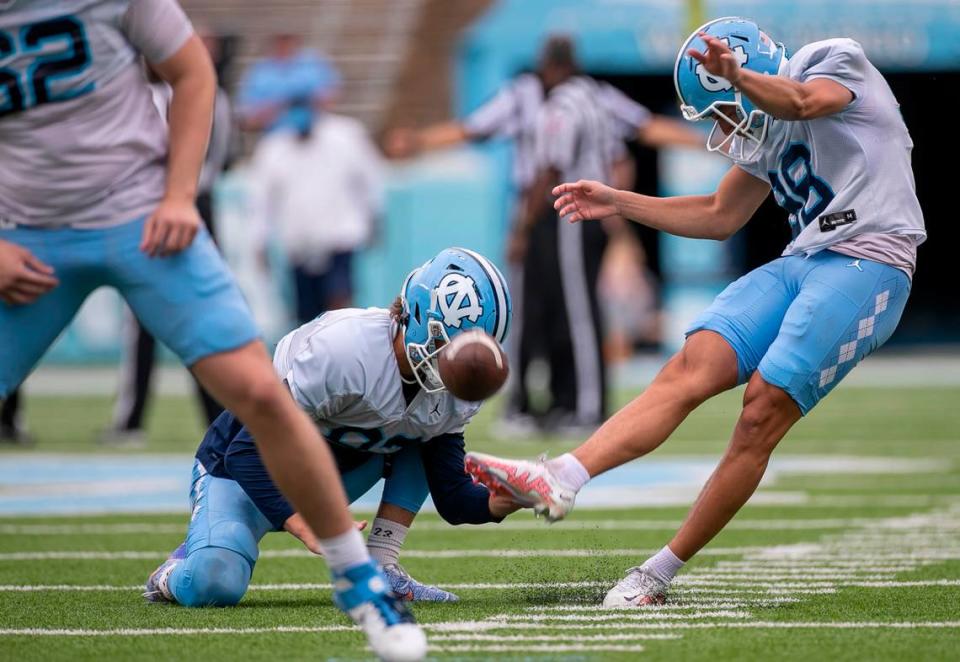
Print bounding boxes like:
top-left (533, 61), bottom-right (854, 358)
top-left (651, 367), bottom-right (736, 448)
top-left (643, 545), bottom-right (685, 582)
top-left (366, 517), bottom-right (408, 567)
top-left (546, 453), bottom-right (590, 491)
top-left (319, 527), bottom-right (370, 574)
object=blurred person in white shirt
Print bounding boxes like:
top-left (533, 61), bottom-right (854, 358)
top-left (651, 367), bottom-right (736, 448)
top-left (251, 103), bottom-right (385, 323)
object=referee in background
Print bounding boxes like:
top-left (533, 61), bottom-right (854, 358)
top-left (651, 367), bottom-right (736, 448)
top-left (385, 36), bottom-right (699, 434)
top-left (514, 61), bottom-right (620, 431)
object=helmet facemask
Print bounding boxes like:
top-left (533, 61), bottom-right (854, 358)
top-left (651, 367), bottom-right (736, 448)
top-left (404, 318), bottom-right (450, 393)
top-left (682, 97), bottom-right (769, 164)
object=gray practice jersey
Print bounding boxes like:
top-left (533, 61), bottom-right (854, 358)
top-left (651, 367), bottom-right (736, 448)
top-left (0, 0), bottom-right (194, 227)
top-left (272, 308), bottom-right (481, 455)
top-left (738, 39), bottom-right (926, 270)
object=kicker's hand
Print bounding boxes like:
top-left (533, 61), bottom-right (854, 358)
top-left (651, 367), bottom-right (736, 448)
top-left (552, 180), bottom-right (621, 223)
top-left (0, 239), bottom-right (59, 305)
top-left (140, 196), bottom-right (202, 257)
top-left (688, 33), bottom-right (743, 86)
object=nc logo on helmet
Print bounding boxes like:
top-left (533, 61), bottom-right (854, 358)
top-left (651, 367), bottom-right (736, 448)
top-left (695, 40), bottom-right (749, 92)
top-left (435, 273), bottom-right (482, 328)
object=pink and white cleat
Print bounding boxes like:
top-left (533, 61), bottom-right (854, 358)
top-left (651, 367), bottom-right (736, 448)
top-left (464, 452), bottom-right (576, 522)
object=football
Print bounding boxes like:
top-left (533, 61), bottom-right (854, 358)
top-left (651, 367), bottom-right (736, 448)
top-left (438, 330), bottom-right (509, 402)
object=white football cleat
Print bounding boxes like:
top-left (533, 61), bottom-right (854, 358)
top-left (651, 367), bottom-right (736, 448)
top-left (603, 565), bottom-right (670, 607)
top-left (464, 451), bottom-right (576, 522)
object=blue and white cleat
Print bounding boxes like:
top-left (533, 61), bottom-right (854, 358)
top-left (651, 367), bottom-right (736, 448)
top-left (144, 542), bottom-right (186, 603)
top-left (383, 563), bottom-right (459, 603)
top-left (333, 561), bottom-right (427, 662)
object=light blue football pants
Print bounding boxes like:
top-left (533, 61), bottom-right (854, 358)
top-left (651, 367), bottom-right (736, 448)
top-left (0, 217), bottom-right (258, 397)
top-left (687, 251), bottom-right (911, 414)
top-left (168, 446), bottom-right (428, 607)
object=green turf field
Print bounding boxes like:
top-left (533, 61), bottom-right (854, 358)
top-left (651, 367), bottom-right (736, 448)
top-left (2, 385), bottom-right (959, 660)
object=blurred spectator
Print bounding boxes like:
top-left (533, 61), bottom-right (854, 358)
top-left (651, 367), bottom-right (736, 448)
top-left (237, 33), bottom-right (340, 133)
top-left (599, 234), bottom-right (662, 363)
top-left (251, 107), bottom-right (384, 324)
top-left (100, 31), bottom-right (234, 448)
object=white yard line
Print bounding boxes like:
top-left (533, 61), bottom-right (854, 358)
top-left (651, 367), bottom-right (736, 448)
top-left (432, 644), bottom-right (646, 653)
top-left (498, 611), bottom-right (753, 622)
top-left (4, 621), bottom-right (960, 638)
top-left (7, 545), bottom-right (960, 563)
top-left (0, 581), bottom-right (608, 592)
top-left (2, 579), bottom-right (957, 594)
top-left (0, 548), bottom-right (716, 561)
top-left (526, 600), bottom-right (802, 611)
top-left (429, 633), bottom-right (680, 642)
top-left (0, 626), bottom-right (357, 636)
top-left (0, 524), bottom-right (186, 536)
top-left (7, 515), bottom-right (956, 536)
top-left (410, 517), bottom-right (937, 532)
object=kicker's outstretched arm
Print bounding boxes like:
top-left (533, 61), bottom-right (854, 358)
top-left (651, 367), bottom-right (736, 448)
top-left (553, 166), bottom-right (770, 240)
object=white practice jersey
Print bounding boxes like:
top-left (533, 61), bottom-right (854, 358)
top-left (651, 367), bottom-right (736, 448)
top-left (272, 308), bottom-right (481, 455)
top-left (0, 0), bottom-right (193, 228)
top-left (738, 39), bottom-right (926, 270)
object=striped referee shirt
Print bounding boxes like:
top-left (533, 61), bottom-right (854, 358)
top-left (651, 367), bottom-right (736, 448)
top-left (534, 76), bottom-right (624, 185)
top-left (464, 73), bottom-right (651, 190)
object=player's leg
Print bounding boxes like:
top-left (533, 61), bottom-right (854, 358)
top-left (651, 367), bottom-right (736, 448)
top-left (501, 220), bottom-right (551, 432)
top-left (465, 260), bottom-right (791, 519)
top-left (0, 226), bottom-right (97, 401)
top-left (551, 209), bottom-right (608, 428)
top-left (666, 372), bottom-right (799, 562)
top-left (607, 253), bottom-right (911, 606)
top-left (375, 448), bottom-right (458, 602)
top-left (115, 220), bottom-right (354, 538)
top-left (671, 255), bottom-right (911, 562)
top-left (323, 251), bottom-right (354, 313)
top-left (0, 387), bottom-right (32, 446)
top-left (113, 218), bottom-right (423, 654)
top-left (668, 255), bottom-right (909, 557)
top-left (103, 312), bottom-right (156, 448)
top-left (292, 265), bottom-right (324, 325)
top-left (333, 451), bottom-right (452, 600)
top-left (146, 460), bottom-right (271, 607)
top-left (190, 345), bottom-right (357, 537)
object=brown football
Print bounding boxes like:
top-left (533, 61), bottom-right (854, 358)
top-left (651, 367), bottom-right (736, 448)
top-left (438, 330), bottom-right (509, 402)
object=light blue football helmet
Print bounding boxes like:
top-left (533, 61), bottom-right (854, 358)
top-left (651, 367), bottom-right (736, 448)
top-left (674, 16), bottom-right (786, 163)
top-left (399, 247), bottom-right (511, 393)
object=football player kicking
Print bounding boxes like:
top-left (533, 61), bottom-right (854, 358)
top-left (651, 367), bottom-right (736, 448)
top-left (146, 248), bottom-right (521, 607)
top-left (466, 17), bottom-right (926, 606)
top-left (0, 1), bottom-right (422, 657)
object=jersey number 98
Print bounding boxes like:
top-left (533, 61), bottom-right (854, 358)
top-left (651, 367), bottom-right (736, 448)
top-left (768, 143), bottom-right (835, 236)
top-left (0, 16), bottom-right (93, 118)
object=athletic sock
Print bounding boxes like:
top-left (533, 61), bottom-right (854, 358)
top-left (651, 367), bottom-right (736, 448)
top-left (319, 527), bottom-right (371, 574)
top-left (366, 517), bottom-right (409, 568)
top-left (546, 453), bottom-right (591, 491)
top-left (643, 545), bottom-right (685, 583)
